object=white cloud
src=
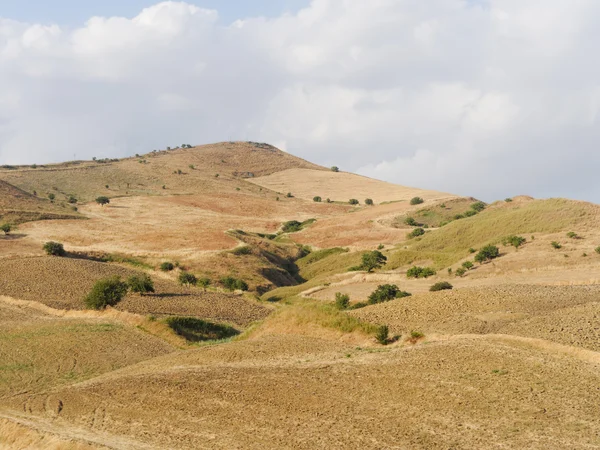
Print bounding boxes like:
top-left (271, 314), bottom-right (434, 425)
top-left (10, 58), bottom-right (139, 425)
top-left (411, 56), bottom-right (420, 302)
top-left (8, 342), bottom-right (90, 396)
top-left (1, 0), bottom-right (600, 201)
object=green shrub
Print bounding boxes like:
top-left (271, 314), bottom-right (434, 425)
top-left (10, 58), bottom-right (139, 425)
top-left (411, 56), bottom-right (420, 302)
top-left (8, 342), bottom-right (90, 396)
top-left (350, 302), bottom-right (368, 310)
top-left (430, 281), bottom-right (453, 292)
top-left (232, 245), bottom-right (252, 256)
top-left (464, 210), bottom-right (477, 217)
top-left (349, 199), bottom-right (359, 205)
top-left (461, 261), bottom-right (474, 270)
top-left (375, 325), bottom-right (389, 345)
top-left (281, 219), bottom-right (317, 233)
top-left (331, 166), bottom-right (339, 172)
top-left (178, 272), bottom-right (197, 287)
top-left (404, 217), bottom-right (419, 227)
top-left (368, 284), bottom-right (411, 304)
top-left (502, 235), bottom-right (526, 249)
top-left (360, 250), bottom-right (387, 272)
top-left (313, 196), bottom-right (322, 202)
top-left (0, 223), bottom-right (11, 235)
top-left (197, 277), bottom-right (211, 290)
top-left (505, 198), bottom-right (513, 202)
top-left (407, 227), bottom-right (425, 239)
top-left (67, 195), bottom-right (77, 204)
top-left (221, 276), bottom-right (248, 291)
top-left (551, 241), bottom-right (562, 249)
top-left (470, 201), bottom-right (486, 212)
top-left (43, 241), bottom-right (65, 256)
top-left (406, 266), bottom-right (436, 278)
top-left (474, 245), bottom-right (500, 263)
top-left (160, 262), bottom-right (175, 271)
top-left (127, 274), bottom-right (155, 296)
top-left (95, 196), bottom-right (110, 206)
top-left (48, 193), bottom-right (55, 202)
top-left (365, 198), bottom-right (374, 206)
top-left (453, 214), bottom-right (465, 220)
top-left (165, 317), bottom-right (239, 342)
top-left (334, 292), bottom-right (350, 310)
top-left (286, 192), bottom-right (293, 198)
top-left (596, 246), bottom-right (600, 254)
top-left (410, 197), bottom-right (424, 205)
top-left (566, 231), bottom-right (578, 239)
top-left (455, 267), bottom-right (467, 277)
top-left (468, 248), bottom-right (477, 254)
top-left (84, 276), bottom-right (128, 310)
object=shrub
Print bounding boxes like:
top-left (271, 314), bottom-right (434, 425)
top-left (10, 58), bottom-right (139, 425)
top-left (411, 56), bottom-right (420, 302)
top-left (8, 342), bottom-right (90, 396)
top-left (464, 210), bottom-right (477, 217)
top-left (313, 196), bottom-right (322, 202)
top-left (326, 198), bottom-right (332, 203)
top-left (286, 192), bottom-right (293, 198)
top-left (430, 281), bottom-right (453, 292)
top-left (470, 201), bottom-right (486, 212)
top-left (404, 217), bottom-right (419, 227)
top-left (334, 292), bottom-right (350, 310)
top-left (410, 197), bottom-right (424, 205)
top-left (505, 198), bottom-right (513, 202)
top-left (0, 223), bottom-right (11, 235)
top-left (282, 220), bottom-right (303, 233)
top-left (350, 301), bottom-right (368, 310)
top-left (502, 235), bottom-right (526, 249)
top-left (461, 261), bottom-right (474, 270)
top-left (453, 214), bottom-right (465, 220)
top-left (165, 317), bottom-right (239, 342)
top-left (221, 276), bottom-right (248, 291)
top-left (178, 272), bottom-right (197, 287)
top-left (407, 227), bottom-right (425, 239)
top-left (375, 325), bottom-right (389, 345)
top-left (368, 284), bottom-right (411, 304)
top-left (596, 246), bottom-right (600, 254)
top-left (468, 248), bottom-right (477, 254)
top-left (408, 331), bottom-right (424, 344)
top-left (232, 245), bottom-right (252, 256)
top-left (474, 245), bottom-right (500, 263)
top-left (127, 274), bottom-right (155, 296)
top-left (566, 231), bottom-right (578, 239)
top-left (43, 241), bottom-right (65, 256)
top-left (331, 166), bottom-right (339, 172)
top-left (349, 199), bottom-right (359, 205)
top-left (377, 244), bottom-right (384, 250)
top-left (360, 250), bottom-right (387, 272)
top-left (406, 266), bottom-right (436, 279)
top-left (197, 278), bottom-right (211, 291)
top-left (365, 198), bottom-right (374, 206)
top-left (48, 193), bottom-right (55, 202)
top-left (160, 262), bottom-right (175, 271)
top-left (96, 196), bottom-right (110, 206)
top-left (551, 241), bottom-right (562, 249)
top-left (84, 277), bottom-right (128, 310)
top-left (67, 195), bottom-right (77, 204)
top-left (455, 267), bottom-right (467, 277)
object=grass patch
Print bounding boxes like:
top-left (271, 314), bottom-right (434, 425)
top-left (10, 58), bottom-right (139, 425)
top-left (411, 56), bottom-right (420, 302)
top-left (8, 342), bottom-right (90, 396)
top-left (100, 253), bottom-right (154, 270)
top-left (165, 317), bottom-right (239, 343)
top-left (281, 218), bottom-right (316, 233)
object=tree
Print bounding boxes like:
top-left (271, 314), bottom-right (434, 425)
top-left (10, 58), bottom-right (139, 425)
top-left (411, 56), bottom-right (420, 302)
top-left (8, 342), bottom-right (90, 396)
top-left (96, 196), bottom-right (110, 207)
top-left (410, 197), bottom-right (424, 205)
top-left (361, 250), bottom-right (387, 272)
top-left (197, 277), bottom-right (211, 291)
top-left (405, 217), bottom-right (419, 226)
top-left (68, 195), bottom-right (77, 204)
top-left (502, 235), bottom-right (526, 249)
top-left (127, 274), bottom-right (155, 296)
top-left (43, 241), bottom-right (65, 256)
top-left (470, 201), bottom-right (486, 212)
top-left (475, 245), bottom-right (500, 263)
top-left (430, 281), bottom-right (453, 292)
top-left (462, 261), bottom-right (474, 270)
top-left (365, 198), bottom-right (374, 206)
top-left (334, 292), bottom-right (350, 310)
top-left (406, 266), bottom-right (436, 278)
top-left (349, 199), bottom-right (359, 205)
top-left (221, 276), bottom-right (248, 291)
top-left (368, 284), bottom-right (411, 304)
top-left (0, 223), bottom-right (11, 235)
top-left (160, 262), bottom-right (175, 271)
top-left (178, 272), bottom-right (197, 287)
top-left (408, 228), bottom-right (425, 239)
top-left (84, 277), bottom-right (128, 310)
top-left (313, 196), bottom-right (322, 202)
top-left (455, 268), bottom-right (467, 277)
top-left (331, 166), bottom-right (339, 172)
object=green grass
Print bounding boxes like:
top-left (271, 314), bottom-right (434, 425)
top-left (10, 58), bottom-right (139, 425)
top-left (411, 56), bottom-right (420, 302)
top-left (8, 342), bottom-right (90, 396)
top-left (393, 197), bottom-right (477, 228)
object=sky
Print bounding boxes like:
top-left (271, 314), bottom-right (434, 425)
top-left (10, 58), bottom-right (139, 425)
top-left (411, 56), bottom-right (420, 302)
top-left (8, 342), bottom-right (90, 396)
top-left (1, 0), bottom-right (599, 202)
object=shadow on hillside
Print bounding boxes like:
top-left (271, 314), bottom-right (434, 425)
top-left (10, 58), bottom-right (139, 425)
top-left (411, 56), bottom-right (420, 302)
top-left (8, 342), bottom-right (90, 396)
top-left (1, 233), bottom-right (27, 240)
top-left (151, 293), bottom-right (195, 298)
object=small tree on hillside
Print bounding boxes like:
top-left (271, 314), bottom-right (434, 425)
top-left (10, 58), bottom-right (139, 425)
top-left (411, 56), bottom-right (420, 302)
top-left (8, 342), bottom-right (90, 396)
top-left (475, 245), bottom-right (500, 264)
top-left (43, 241), bottom-right (65, 256)
top-left (361, 250), bottom-right (387, 272)
top-left (410, 197), bottom-right (424, 205)
top-left (334, 292), bottom-right (350, 310)
top-left (84, 277), bottom-right (128, 310)
top-left (96, 196), bottom-right (110, 207)
top-left (331, 166), bottom-right (339, 172)
top-left (368, 284), bottom-right (411, 304)
top-left (127, 274), bottom-right (155, 296)
top-left (313, 196), bottom-right (322, 202)
top-left (365, 198), bottom-right (374, 206)
top-left (178, 272), bottom-right (197, 288)
top-left (0, 224), bottom-right (12, 235)
top-left (470, 201), bottom-right (486, 212)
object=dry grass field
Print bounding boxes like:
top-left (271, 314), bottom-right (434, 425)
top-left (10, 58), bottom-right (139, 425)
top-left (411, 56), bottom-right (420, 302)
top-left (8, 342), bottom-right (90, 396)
top-left (2, 143), bottom-right (600, 449)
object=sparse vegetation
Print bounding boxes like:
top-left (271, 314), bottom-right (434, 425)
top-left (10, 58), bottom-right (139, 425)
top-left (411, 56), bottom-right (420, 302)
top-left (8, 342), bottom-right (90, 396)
top-left (406, 266), bottom-right (436, 278)
top-left (470, 201), bottom-right (486, 212)
top-left (232, 245), bottom-right (252, 256)
top-left (84, 276), bottom-right (128, 310)
top-left (502, 235), bottom-right (526, 249)
top-left (48, 193), bottom-right (55, 202)
top-left (410, 197), bottom-right (424, 205)
top-left (505, 197), bottom-right (513, 202)
top-left (43, 241), bottom-right (65, 256)
top-left (430, 281), bottom-right (453, 292)
top-left (375, 325), bottom-right (389, 345)
top-left (331, 166), bottom-right (339, 172)
top-left (368, 284), bottom-right (411, 304)
top-left (405, 217), bottom-right (419, 227)
top-left (68, 195), bottom-right (77, 204)
top-left (286, 192), bottom-right (293, 198)
top-left (127, 274), bottom-right (155, 296)
top-left (567, 231), bottom-right (579, 239)
top-left (455, 267), bottom-right (467, 277)
top-left (282, 218), bottom-right (316, 233)
top-left (551, 241), bottom-right (562, 249)
top-left (595, 246), bottom-right (600, 255)
top-left (197, 278), bottom-right (211, 291)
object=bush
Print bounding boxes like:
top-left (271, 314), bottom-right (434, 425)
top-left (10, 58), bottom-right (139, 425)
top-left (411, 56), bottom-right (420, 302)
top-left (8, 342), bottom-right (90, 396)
top-left (43, 241), bottom-right (65, 256)
top-left (197, 277), bottom-right (211, 290)
top-left (334, 292), bottom-right (350, 310)
top-left (350, 301), bottom-right (368, 310)
top-left (462, 261), bottom-right (474, 270)
top-left (505, 198), bottom-right (513, 202)
top-left (313, 196), bottom-right (322, 202)
top-left (566, 231), bottom-right (579, 239)
top-left (68, 195), bottom-right (77, 204)
top-left (368, 284), bottom-right (411, 304)
top-left (470, 201), bottom-right (486, 212)
top-left (127, 274), bottom-right (155, 296)
top-left (360, 250), bottom-right (387, 272)
top-left (502, 235), bottom-right (526, 249)
top-left (474, 245), bottom-right (500, 263)
top-left (286, 192), bottom-right (293, 198)
top-left (165, 317), bottom-right (239, 342)
top-left (221, 276), bottom-right (248, 291)
top-left (410, 197), bottom-right (424, 205)
top-left (407, 227), bottom-right (425, 239)
top-left (375, 325), bottom-right (389, 345)
top-left (464, 210), bottom-right (477, 217)
top-left (96, 196), bottom-right (110, 206)
top-left (430, 281), bottom-right (453, 292)
top-left (365, 198), bottom-right (374, 206)
top-left (178, 272), bottom-right (197, 287)
top-left (468, 248), bottom-right (477, 254)
top-left (160, 262), bottom-right (175, 271)
top-left (455, 267), bottom-right (467, 277)
top-left (404, 217), bottom-right (419, 227)
top-left (349, 199), bottom-right (359, 205)
top-left (48, 193), bottom-right (55, 202)
top-left (84, 276), bottom-right (128, 310)
top-left (0, 223), bottom-right (11, 235)
top-left (232, 245), bottom-right (252, 256)
top-left (551, 241), bottom-right (562, 249)
top-left (282, 220), bottom-right (303, 233)
top-left (331, 166), bottom-right (339, 172)
top-left (406, 266), bottom-right (436, 279)
top-left (595, 246), bottom-right (600, 254)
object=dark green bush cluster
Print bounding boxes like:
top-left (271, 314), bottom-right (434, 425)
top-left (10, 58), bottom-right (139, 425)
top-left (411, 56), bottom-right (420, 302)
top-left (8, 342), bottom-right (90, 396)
top-left (349, 199), bottom-right (359, 205)
top-left (127, 274), bottom-right (155, 295)
top-left (455, 267), bottom-right (467, 277)
top-left (160, 262), bottom-right (175, 271)
top-left (566, 231), bottom-right (579, 239)
top-left (0, 223), bottom-right (12, 235)
top-left (551, 241), bottom-right (562, 249)
top-left (166, 317), bottom-right (239, 342)
top-left (368, 284), bottom-right (411, 304)
top-left (178, 271), bottom-right (198, 287)
top-left (429, 281), bottom-right (453, 292)
top-left (96, 196), bottom-right (110, 206)
top-left (406, 266), bottom-right (436, 278)
top-left (502, 235), bottom-right (526, 249)
top-left (232, 245), bottom-right (252, 256)
top-left (43, 241), bottom-right (65, 256)
top-left (407, 227), bottom-right (425, 239)
top-left (84, 276), bottom-right (128, 310)
top-left (221, 276), bottom-right (249, 291)
top-left (470, 201), bottom-right (486, 212)
top-left (462, 261), bottom-right (474, 270)
top-left (365, 198), bottom-right (374, 206)
top-left (331, 166), bottom-right (339, 172)
top-left (313, 196), bottom-right (322, 202)
top-left (281, 219), bottom-right (315, 233)
top-left (360, 250), bottom-right (387, 272)
top-left (475, 245), bottom-right (500, 263)
top-left (410, 197), bottom-right (424, 205)
top-left (404, 217), bottom-right (419, 227)
top-left (334, 292), bottom-right (350, 310)
top-left (375, 325), bottom-right (389, 345)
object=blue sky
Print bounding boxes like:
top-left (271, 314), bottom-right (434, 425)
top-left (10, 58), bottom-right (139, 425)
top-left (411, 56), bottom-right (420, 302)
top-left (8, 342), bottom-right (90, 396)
top-left (0, 0), bottom-right (310, 25)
